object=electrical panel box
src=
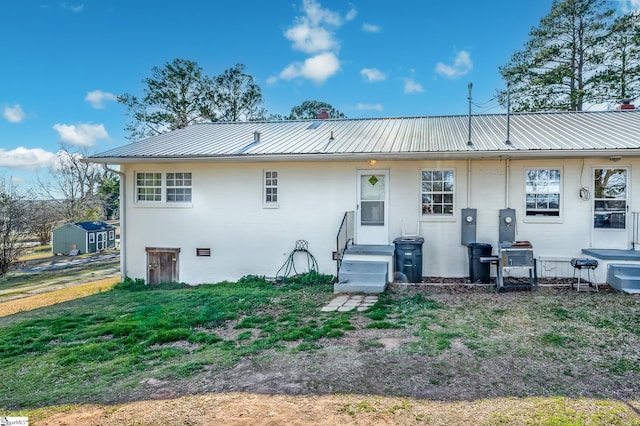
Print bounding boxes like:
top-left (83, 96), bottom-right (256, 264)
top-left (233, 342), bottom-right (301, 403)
top-left (461, 208), bottom-right (477, 245)
top-left (499, 208), bottom-right (516, 242)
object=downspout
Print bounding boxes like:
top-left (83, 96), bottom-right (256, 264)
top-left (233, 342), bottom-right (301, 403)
top-left (103, 164), bottom-right (126, 282)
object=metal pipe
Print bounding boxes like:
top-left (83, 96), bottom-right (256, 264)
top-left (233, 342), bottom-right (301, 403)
top-left (103, 164), bottom-right (126, 282)
top-left (505, 157), bottom-right (511, 208)
top-left (467, 159), bottom-right (472, 208)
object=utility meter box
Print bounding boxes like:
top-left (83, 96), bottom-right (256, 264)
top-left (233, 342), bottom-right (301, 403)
top-left (499, 208), bottom-right (516, 242)
top-left (461, 208), bottom-right (477, 245)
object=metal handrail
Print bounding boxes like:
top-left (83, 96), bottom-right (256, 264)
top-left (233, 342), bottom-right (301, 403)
top-left (336, 211), bottom-right (354, 279)
top-left (632, 212), bottom-right (640, 250)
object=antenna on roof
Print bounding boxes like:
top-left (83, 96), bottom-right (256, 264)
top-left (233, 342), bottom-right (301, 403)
top-left (467, 82), bottom-right (475, 149)
top-left (505, 82), bottom-right (514, 149)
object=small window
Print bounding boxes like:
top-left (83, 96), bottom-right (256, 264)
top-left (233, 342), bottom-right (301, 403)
top-left (108, 230), bottom-right (115, 240)
top-left (525, 169), bottom-right (561, 217)
top-left (421, 170), bottom-right (454, 215)
top-left (88, 233), bottom-right (95, 243)
top-left (264, 171), bottom-right (278, 205)
top-left (136, 172), bottom-right (162, 202)
top-left (166, 172), bottom-right (192, 202)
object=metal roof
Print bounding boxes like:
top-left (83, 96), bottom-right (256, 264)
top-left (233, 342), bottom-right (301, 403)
top-left (74, 221), bottom-right (115, 232)
top-left (89, 110), bottom-right (640, 163)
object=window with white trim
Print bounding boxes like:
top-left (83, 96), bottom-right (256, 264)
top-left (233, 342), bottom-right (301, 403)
top-left (525, 169), bottom-right (561, 217)
top-left (264, 170), bottom-right (278, 205)
top-left (136, 173), bottom-right (162, 202)
top-left (135, 172), bottom-right (192, 203)
top-left (421, 170), bottom-right (454, 215)
top-left (166, 172), bottom-right (192, 202)
top-left (88, 233), bottom-right (95, 243)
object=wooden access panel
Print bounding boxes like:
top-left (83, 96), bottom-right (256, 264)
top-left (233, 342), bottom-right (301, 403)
top-left (146, 247), bottom-right (180, 285)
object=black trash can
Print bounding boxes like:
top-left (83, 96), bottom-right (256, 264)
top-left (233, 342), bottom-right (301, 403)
top-left (393, 237), bottom-right (424, 283)
top-left (467, 242), bottom-right (492, 283)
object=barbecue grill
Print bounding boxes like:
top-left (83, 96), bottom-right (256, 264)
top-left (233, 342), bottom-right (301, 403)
top-left (497, 241), bottom-right (537, 292)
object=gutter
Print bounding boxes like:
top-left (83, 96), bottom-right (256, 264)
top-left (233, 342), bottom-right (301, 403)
top-left (103, 164), bottom-right (126, 282)
top-left (86, 148), bottom-right (640, 165)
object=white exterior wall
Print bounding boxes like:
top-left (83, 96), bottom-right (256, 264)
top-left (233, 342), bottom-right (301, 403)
top-left (122, 157), bottom-right (639, 284)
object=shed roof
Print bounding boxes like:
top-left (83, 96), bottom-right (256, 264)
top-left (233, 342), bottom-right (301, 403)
top-left (73, 221), bottom-right (114, 232)
top-left (89, 110), bottom-right (640, 163)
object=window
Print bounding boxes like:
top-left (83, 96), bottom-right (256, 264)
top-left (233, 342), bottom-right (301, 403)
top-left (264, 170), bottom-right (278, 205)
top-left (166, 172), bottom-right (192, 202)
top-left (88, 233), bottom-right (95, 243)
top-left (108, 230), bottom-right (115, 240)
top-left (525, 169), bottom-right (561, 217)
top-left (421, 170), bottom-right (454, 215)
top-left (135, 172), bottom-right (192, 203)
top-left (136, 173), bottom-right (162, 201)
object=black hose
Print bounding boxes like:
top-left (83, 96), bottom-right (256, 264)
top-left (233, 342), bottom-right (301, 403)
top-left (274, 240), bottom-right (319, 282)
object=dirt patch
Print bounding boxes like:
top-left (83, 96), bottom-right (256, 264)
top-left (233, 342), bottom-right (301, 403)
top-left (0, 277), bottom-right (119, 317)
top-left (30, 393), bottom-right (640, 425)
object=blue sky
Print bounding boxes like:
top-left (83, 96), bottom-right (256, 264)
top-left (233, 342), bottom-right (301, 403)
top-left (1, 0), bottom-right (638, 188)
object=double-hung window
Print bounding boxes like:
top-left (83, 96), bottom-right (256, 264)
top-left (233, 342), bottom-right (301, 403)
top-left (421, 170), bottom-right (454, 215)
top-left (264, 170), bottom-right (278, 207)
top-left (135, 172), bottom-right (192, 204)
top-left (525, 169), bottom-right (560, 217)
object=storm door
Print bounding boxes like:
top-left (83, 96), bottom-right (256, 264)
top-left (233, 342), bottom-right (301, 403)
top-left (146, 247), bottom-right (180, 285)
top-left (356, 170), bottom-right (389, 245)
top-left (592, 167), bottom-right (629, 249)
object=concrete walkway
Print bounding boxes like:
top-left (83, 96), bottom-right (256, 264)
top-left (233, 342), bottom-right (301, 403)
top-left (321, 294), bottom-right (378, 312)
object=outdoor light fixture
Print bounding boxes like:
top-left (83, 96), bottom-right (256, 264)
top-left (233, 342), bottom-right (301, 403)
top-left (368, 159), bottom-right (377, 165)
top-left (610, 156), bottom-right (622, 162)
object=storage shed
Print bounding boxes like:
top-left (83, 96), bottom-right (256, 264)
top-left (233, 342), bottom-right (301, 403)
top-left (52, 221), bottom-right (117, 255)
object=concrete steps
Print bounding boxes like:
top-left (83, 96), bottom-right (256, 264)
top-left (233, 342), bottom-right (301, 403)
top-left (607, 264), bottom-right (640, 294)
top-left (334, 260), bottom-right (388, 294)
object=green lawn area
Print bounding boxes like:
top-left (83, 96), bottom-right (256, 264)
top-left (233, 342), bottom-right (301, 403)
top-left (1, 274), bottom-right (639, 424)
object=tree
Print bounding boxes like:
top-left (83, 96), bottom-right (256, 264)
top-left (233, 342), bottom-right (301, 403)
top-left (119, 58), bottom-right (216, 140)
top-left (591, 11), bottom-right (640, 106)
top-left (24, 199), bottom-right (62, 246)
top-left (98, 172), bottom-right (120, 220)
top-left (38, 144), bottom-right (105, 223)
top-left (212, 64), bottom-right (265, 121)
top-left (119, 60), bottom-right (266, 140)
top-left (0, 179), bottom-right (28, 275)
top-left (287, 100), bottom-right (346, 119)
top-left (498, 0), bottom-right (615, 112)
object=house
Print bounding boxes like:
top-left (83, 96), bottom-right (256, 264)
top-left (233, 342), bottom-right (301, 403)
top-left (52, 221), bottom-right (117, 255)
top-left (87, 109), bottom-right (640, 291)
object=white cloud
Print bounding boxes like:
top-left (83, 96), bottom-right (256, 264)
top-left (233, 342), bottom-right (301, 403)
top-left (345, 4), bottom-right (357, 21)
top-left (362, 23), bottom-right (381, 33)
top-left (404, 78), bottom-right (424, 94)
top-left (61, 3), bottom-right (84, 12)
top-left (3, 104), bottom-right (25, 123)
top-left (85, 90), bottom-right (117, 109)
top-left (620, 0), bottom-right (640, 12)
top-left (53, 123), bottom-right (109, 147)
top-left (279, 52), bottom-right (340, 84)
top-left (277, 0), bottom-right (352, 84)
top-left (435, 50), bottom-right (473, 79)
top-left (360, 68), bottom-right (387, 82)
top-left (0, 147), bottom-right (57, 171)
top-left (356, 103), bottom-right (383, 111)
top-left (285, 0), bottom-right (345, 54)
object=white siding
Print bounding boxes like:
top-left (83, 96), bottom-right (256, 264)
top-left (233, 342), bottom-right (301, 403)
top-left (122, 158), bottom-right (640, 284)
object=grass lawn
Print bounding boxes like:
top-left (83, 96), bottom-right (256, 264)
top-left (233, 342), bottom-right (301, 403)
top-left (0, 274), bottom-right (639, 424)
